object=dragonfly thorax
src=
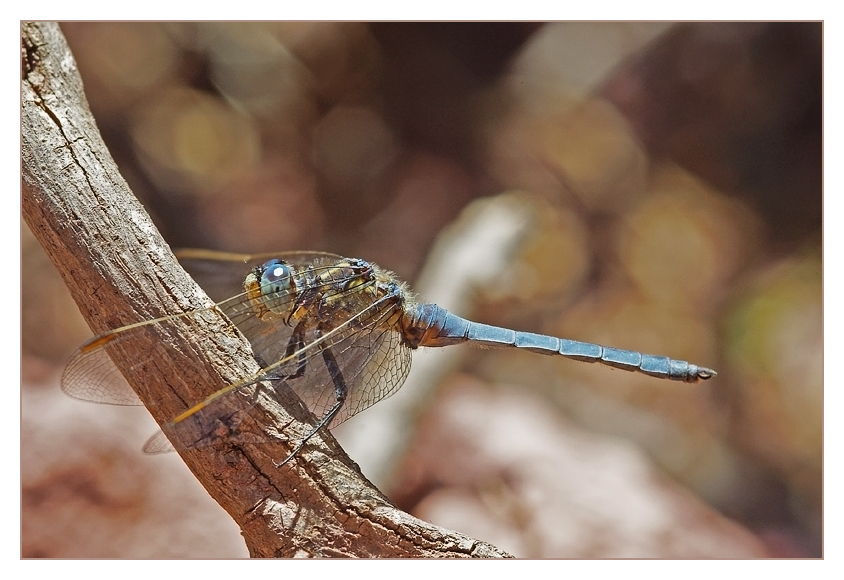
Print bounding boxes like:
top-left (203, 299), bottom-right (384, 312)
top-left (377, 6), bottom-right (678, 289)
top-left (244, 257), bottom-right (393, 328)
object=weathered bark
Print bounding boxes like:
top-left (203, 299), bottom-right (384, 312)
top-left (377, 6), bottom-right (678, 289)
top-left (21, 21), bottom-right (510, 558)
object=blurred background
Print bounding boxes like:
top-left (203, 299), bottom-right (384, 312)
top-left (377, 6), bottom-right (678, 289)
top-left (21, 22), bottom-right (821, 558)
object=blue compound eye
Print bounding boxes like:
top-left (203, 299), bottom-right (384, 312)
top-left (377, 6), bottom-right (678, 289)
top-left (259, 259), bottom-right (293, 297)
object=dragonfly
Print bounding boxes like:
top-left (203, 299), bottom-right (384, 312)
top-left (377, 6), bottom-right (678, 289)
top-left (62, 249), bottom-right (716, 467)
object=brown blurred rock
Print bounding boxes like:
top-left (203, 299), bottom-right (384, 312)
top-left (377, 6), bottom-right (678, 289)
top-left (392, 376), bottom-right (769, 558)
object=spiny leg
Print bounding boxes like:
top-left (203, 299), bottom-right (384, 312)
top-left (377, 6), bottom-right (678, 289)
top-left (274, 344), bottom-right (348, 467)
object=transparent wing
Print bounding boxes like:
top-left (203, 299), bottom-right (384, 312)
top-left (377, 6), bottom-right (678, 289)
top-left (62, 336), bottom-right (144, 406)
top-left (59, 288), bottom-right (291, 408)
top-left (150, 291), bottom-right (413, 453)
top-left (60, 251), bottom-right (341, 409)
top-left (286, 301), bottom-right (412, 429)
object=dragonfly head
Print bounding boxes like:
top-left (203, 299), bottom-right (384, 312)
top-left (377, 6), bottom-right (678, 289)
top-left (244, 259), bottom-right (297, 320)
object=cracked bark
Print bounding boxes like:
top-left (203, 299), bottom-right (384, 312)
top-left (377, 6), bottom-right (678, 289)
top-left (21, 21), bottom-right (510, 558)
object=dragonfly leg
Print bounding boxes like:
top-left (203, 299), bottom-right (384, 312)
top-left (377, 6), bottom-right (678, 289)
top-left (259, 319), bottom-right (309, 381)
top-left (284, 320), bottom-right (310, 379)
top-left (273, 345), bottom-right (348, 468)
